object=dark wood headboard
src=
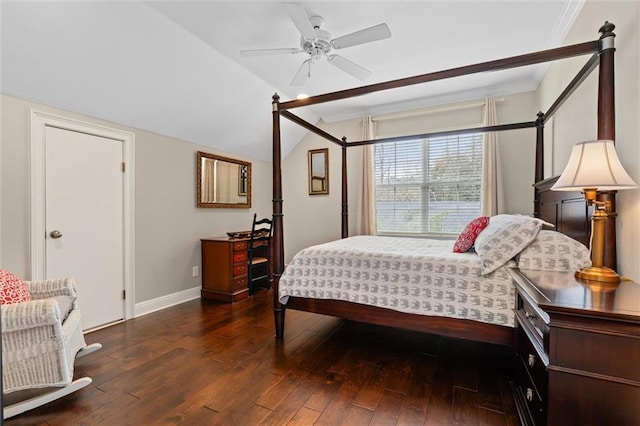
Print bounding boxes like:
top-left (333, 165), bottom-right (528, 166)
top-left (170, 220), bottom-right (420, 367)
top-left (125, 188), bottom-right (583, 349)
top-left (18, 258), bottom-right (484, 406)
top-left (534, 177), bottom-right (592, 247)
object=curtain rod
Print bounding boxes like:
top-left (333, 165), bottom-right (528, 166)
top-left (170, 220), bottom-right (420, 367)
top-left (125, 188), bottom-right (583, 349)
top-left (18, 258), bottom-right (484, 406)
top-left (371, 97), bottom-right (505, 122)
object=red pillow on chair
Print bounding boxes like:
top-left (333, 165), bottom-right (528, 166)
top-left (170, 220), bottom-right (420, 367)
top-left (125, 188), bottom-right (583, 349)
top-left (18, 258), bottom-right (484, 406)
top-left (0, 269), bottom-right (32, 304)
top-left (453, 216), bottom-right (490, 253)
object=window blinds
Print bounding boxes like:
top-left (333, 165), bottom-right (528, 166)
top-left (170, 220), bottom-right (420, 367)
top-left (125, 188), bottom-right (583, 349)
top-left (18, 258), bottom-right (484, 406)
top-left (374, 133), bottom-right (483, 235)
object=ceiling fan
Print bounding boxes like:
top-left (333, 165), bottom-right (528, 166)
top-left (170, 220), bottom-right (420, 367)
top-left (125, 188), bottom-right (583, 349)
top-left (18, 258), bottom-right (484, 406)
top-left (240, 2), bottom-right (392, 86)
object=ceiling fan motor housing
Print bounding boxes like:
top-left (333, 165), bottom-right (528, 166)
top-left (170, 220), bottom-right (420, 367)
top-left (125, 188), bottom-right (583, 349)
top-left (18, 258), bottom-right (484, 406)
top-left (300, 15), bottom-right (331, 59)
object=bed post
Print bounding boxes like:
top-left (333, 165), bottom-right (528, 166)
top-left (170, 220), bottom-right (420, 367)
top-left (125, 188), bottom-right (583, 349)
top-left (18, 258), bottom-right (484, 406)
top-left (272, 93), bottom-right (286, 339)
top-left (534, 111), bottom-right (545, 217)
top-left (341, 137), bottom-right (348, 238)
top-left (597, 22), bottom-right (617, 270)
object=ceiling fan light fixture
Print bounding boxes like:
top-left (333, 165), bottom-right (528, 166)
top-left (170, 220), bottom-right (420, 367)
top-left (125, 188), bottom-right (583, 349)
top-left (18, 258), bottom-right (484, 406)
top-left (300, 35), bottom-right (330, 57)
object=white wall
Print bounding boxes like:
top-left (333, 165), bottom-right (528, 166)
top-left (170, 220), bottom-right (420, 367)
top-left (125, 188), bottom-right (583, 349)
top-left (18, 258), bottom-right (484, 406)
top-left (282, 119), bottom-right (361, 261)
top-left (535, 1), bottom-right (640, 280)
top-left (496, 92), bottom-right (538, 215)
top-left (0, 94), bottom-right (273, 303)
top-left (0, 95), bottom-right (3, 266)
top-left (282, 92), bottom-right (537, 262)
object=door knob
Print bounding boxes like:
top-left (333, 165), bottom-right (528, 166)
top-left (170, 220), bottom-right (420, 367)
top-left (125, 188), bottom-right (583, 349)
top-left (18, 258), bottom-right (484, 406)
top-left (49, 230), bottom-right (63, 239)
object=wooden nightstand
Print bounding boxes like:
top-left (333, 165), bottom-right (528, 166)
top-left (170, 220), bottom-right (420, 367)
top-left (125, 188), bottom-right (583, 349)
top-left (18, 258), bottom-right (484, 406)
top-left (508, 268), bottom-right (640, 426)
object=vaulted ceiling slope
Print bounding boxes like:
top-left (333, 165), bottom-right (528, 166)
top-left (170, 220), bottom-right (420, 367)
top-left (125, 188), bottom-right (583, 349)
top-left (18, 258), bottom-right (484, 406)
top-left (1, 1), bottom-right (583, 162)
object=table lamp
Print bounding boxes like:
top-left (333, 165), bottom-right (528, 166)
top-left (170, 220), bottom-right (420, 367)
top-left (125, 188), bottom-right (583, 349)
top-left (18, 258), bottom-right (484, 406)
top-left (551, 140), bottom-right (637, 283)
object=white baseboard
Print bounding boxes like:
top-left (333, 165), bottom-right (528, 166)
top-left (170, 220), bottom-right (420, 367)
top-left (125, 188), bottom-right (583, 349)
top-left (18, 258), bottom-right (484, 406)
top-left (134, 286), bottom-right (201, 318)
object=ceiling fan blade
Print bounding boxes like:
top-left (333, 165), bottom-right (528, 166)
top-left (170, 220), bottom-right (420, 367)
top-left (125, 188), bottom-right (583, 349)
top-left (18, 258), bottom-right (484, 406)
top-left (291, 58), bottom-right (313, 86)
top-left (240, 48), bottom-right (302, 57)
top-left (282, 2), bottom-right (316, 40)
top-left (327, 54), bottom-right (371, 80)
top-left (331, 23), bottom-right (391, 49)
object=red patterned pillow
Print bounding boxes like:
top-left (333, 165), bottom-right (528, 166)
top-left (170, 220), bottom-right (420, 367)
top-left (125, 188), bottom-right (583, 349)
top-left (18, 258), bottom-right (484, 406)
top-left (453, 216), bottom-right (490, 253)
top-left (0, 269), bottom-right (32, 305)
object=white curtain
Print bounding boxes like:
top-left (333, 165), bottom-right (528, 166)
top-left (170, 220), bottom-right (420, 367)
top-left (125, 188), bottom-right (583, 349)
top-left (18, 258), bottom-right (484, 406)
top-left (481, 97), bottom-right (504, 216)
top-left (360, 116), bottom-right (377, 235)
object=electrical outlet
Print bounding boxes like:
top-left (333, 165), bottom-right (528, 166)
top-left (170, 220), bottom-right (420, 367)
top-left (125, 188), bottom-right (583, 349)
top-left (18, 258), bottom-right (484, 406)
top-left (192, 266), bottom-right (199, 277)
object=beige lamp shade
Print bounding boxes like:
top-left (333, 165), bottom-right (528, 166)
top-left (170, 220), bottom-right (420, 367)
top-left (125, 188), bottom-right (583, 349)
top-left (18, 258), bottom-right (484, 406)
top-left (552, 140), bottom-right (637, 191)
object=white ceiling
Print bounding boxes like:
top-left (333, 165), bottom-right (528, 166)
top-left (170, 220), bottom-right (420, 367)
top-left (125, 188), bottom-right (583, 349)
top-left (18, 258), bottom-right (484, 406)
top-left (1, 1), bottom-right (584, 161)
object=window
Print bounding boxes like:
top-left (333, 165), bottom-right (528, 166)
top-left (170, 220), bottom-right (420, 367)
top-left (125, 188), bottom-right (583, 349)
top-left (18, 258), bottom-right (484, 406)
top-left (374, 133), bottom-right (483, 235)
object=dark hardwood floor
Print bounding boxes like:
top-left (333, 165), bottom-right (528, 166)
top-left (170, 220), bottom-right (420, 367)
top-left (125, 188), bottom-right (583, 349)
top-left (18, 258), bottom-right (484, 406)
top-left (4, 290), bottom-right (520, 425)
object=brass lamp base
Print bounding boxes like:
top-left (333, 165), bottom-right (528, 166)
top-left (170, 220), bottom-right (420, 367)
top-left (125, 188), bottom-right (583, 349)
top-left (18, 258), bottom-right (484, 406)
top-left (575, 266), bottom-right (622, 284)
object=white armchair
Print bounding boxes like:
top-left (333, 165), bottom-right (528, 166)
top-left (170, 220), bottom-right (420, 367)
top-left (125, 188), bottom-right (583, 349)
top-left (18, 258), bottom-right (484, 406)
top-left (2, 277), bottom-right (101, 419)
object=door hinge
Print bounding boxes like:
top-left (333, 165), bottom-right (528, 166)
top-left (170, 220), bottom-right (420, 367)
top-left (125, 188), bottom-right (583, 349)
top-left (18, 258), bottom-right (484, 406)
top-left (122, 162), bottom-right (126, 173)
top-left (122, 289), bottom-right (126, 300)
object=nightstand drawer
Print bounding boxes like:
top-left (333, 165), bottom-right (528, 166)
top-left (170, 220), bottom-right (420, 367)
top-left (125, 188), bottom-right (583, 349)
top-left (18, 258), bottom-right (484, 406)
top-left (517, 295), bottom-right (548, 346)
top-left (553, 327), bottom-right (640, 382)
top-left (515, 357), bottom-right (547, 426)
top-left (517, 324), bottom-right (548, 401)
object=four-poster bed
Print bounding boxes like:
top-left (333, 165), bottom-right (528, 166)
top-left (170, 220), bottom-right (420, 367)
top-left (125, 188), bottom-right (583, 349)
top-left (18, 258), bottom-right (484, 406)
top-left (270, 22), bottom-right (618, 347)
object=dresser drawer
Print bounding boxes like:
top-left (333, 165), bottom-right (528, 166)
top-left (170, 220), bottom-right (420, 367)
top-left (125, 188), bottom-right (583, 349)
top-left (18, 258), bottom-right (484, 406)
top-left (233, 264), bottom-right (247, 277)
top-left (233, 251), bottom-right (248, 263)
top-left (233, 241), bottom-right (248, 251)
top-left (233, 275), bottom-right (248, 291)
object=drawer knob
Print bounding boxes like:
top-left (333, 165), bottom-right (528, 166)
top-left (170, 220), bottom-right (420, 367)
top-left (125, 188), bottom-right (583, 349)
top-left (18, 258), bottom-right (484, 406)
top-left (527, 354), bottom-right (536, 368)
top-left (526, 387), bottom-right (534, 402)
top-left (525, 311), bottom-right (537, 321)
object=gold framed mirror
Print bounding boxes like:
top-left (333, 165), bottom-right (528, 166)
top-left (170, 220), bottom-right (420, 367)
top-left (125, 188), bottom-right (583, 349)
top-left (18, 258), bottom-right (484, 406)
top-left (197, 151), bottom-right (251, 208)
top-left (308, 148), bottom-right (329, 195)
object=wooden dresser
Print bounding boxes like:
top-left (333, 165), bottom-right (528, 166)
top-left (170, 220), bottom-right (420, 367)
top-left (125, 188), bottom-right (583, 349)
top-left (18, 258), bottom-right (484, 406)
top-left (200, 237), bottom-right (249, 302)
top-left (508, 268), bottom-right (640, 426)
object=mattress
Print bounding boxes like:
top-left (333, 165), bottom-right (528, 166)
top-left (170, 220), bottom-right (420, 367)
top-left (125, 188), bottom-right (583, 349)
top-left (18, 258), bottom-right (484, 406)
top-left (279, 235), bottom-right (515, 327)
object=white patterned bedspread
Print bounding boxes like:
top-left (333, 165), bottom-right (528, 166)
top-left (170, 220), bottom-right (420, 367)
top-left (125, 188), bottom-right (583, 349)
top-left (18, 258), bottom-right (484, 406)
top-left (279, 236), bottom-right (515, 327)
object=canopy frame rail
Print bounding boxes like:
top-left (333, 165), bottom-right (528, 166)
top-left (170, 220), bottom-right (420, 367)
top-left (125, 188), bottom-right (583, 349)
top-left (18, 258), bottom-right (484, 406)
top-left (277, 40), bottom-right (599, 112)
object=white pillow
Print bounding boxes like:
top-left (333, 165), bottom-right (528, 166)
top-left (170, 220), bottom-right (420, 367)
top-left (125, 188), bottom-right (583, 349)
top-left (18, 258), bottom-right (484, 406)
top-left (517, 230), bottom-right (591, 272)
top-left (475, 214), bottom-right (545, 275)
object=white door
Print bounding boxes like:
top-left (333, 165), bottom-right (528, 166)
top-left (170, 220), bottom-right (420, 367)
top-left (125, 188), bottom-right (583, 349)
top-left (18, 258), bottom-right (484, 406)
top-left (45, 126), bottom-right (124, 330)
